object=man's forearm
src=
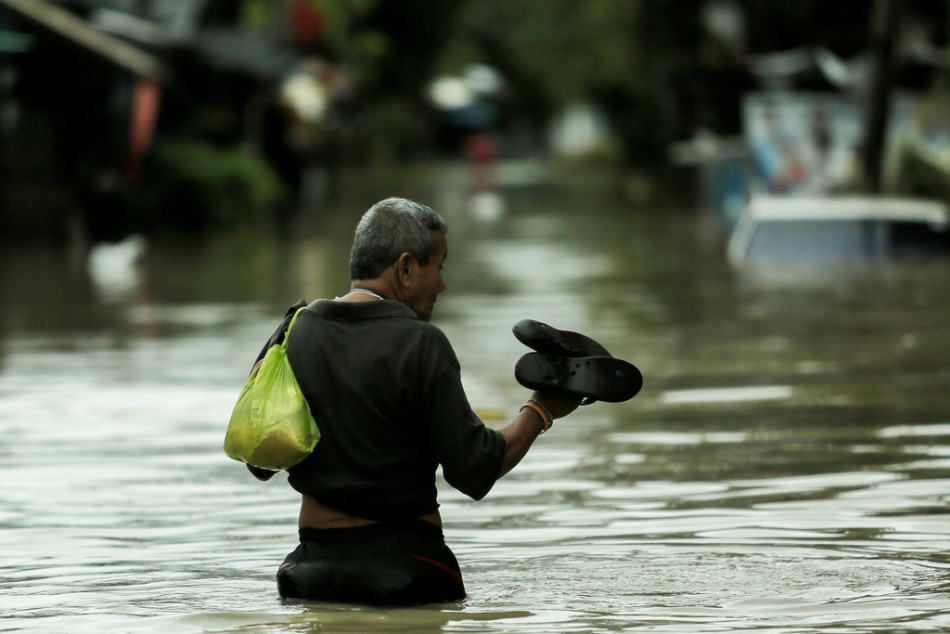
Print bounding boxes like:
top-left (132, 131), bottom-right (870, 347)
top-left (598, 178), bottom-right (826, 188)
top-left (497, 408), bottom-right (546, 477)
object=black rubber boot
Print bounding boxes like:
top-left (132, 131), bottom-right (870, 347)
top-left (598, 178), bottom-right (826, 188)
top-left (514, 353), bottom-right (643, 404)
top-left (512, 319), bottom-right (611, 358)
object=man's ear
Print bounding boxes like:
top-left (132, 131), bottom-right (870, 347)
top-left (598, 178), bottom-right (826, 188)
top-left (396, 252), bottom-right (413, 287)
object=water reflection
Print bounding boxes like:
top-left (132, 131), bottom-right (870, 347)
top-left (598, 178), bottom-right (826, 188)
top-left (3, 173), bottom-right (950, 632)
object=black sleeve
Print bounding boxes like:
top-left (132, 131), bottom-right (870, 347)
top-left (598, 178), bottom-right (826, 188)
top-left (418, 330), bottom-right (506, 500)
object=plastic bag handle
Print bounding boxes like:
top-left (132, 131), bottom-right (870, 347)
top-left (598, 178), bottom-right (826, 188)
top-left (282, 307), bottom-right (306, 349)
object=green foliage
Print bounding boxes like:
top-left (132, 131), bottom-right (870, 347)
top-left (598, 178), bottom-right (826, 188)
top-left (310, 0), bottom-right (384, 58)
top-left (453, 0), bottom-right (651, 101)
top-left (239, 0), bottom-right (272, 28)
top-left (226, 1), bottom-right (946, 169)
top-left (142, 140), bottom-right (286, 231)
top-left (345, 98), bottom-right (433, 164)
top-left (444, 0), bottom-right (698, 161)
top-left (239, 0), bottom-right (387, 80)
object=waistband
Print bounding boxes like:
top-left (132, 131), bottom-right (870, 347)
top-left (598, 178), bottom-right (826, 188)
top-left (298, 518), bottom-right (443, 543)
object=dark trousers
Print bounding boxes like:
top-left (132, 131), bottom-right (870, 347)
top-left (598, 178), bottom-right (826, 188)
top-left (276, 519), bottom-right (466, 605)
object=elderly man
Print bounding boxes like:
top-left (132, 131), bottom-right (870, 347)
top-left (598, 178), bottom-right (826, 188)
top-left (244, 197), bottom-right (577, 604)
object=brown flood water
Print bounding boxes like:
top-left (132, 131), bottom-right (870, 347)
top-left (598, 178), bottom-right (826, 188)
top-left (3, 165), bottom-right (950, 633)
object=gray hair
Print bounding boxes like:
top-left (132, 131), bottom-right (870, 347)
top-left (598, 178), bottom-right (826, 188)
top-left (349, 198), bottom-right (448, 280)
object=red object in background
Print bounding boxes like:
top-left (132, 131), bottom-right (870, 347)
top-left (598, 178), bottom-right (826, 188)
top-left (465, 132), bottom-right (496, 164)
top-left (126, 78), bottom-right (161, 182)
top-left (289, 2), bottom-right (324, 43)
top-left (464, 132), bottom-right (497, 191)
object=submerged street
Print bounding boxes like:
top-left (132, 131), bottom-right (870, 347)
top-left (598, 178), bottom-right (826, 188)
top-left (3, 167), bottom-right (950, 633)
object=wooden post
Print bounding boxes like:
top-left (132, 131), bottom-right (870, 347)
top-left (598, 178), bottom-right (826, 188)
top-left (862, 0), bottom-right (902, 194)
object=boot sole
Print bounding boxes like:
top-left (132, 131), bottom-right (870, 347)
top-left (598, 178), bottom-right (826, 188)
top-left (514, 353), bottom-right (643, 404)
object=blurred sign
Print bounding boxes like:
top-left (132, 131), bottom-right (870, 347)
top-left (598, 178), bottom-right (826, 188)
top-left (743, 91), bottom-right (917, 196)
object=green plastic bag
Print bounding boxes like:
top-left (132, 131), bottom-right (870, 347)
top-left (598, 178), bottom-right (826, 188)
top-left (224, 308), bottom-right (320, 470)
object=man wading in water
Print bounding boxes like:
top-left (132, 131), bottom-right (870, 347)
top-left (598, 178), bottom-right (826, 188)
top-left (241, 197), bottom-right (638, 604)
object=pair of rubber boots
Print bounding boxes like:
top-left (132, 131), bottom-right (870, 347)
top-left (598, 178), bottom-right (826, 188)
top-left (513, 319), bottom-right (642, 405)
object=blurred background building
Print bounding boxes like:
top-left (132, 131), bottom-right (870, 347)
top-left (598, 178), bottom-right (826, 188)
top-left (2, 0), bottom-right (950, 244)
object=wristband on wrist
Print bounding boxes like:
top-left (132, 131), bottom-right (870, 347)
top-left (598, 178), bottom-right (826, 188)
top-left (521, 398), bottom-right (553, 433)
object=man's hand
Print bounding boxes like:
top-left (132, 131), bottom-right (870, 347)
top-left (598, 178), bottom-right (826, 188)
top-left (531, 390), bottom-right (579, 420)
